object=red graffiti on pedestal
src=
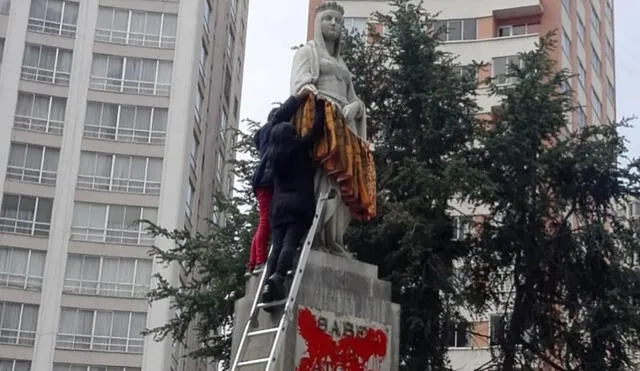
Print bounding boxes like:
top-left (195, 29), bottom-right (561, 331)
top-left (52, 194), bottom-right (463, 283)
top-left (296, 307), bottom-right (388, 371)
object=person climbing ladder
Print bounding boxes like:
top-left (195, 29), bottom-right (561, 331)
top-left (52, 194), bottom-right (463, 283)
top-left (261, 93), bottom-right (326, 306)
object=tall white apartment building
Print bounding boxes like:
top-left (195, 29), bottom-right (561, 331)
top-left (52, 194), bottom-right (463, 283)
top-left (307, 0), bottom-right (615, 369)
top-left (0, 0), bottom-right (248, 370)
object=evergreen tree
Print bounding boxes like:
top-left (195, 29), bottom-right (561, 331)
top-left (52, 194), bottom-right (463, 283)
top-left (340, 1), bottom-right (480, 369)
top-left (454, 35), bottom-right (640, 370)
top-left (142, 122), bottom-right (261, 368)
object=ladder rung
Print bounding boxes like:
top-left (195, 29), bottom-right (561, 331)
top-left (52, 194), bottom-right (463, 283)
top-left (237, 357), bottom-right (270, 367)
top-left (248, 327), bottom-right (278, 337)
top-left (257, 299), bottom-right (286, 308)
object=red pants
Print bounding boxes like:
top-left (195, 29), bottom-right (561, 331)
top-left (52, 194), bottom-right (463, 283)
top-left (249, 187), bottom-right (272, 270)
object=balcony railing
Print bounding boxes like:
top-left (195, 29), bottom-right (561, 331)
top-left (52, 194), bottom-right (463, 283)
top-left (63, 279), bottom-right (149, 298)
top-left (83, 124), bottom-right (165, 145)
top-left (14, 115), bottom-right (64, 135)
top-left (27, 18), bottom-right (76, 38)
top-left (0, 272), bottom-right (43, 291)
top-left (6, 166), bottom-right (56, 185)
top-left (21, 66), bottom-right (70, 86)
top-left (95, 28), bottom-right (176, 49)
top-left (77, 174), bottom-right (160, 195)
top-left (89, 76), bottom-right (170, 96)
top-left (57, 334), bottom-right (143, 353)
top-left (0, 218), bottom-right (50, 237)
top-left (70, 226), bottom-right (153, 245)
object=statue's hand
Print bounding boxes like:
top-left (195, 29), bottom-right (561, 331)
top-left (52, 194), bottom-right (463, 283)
top-left (342, 101), bottom-right (362, 124)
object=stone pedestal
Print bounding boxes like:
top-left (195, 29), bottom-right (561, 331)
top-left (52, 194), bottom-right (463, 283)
top-left (231, 250), bottom-right (400, 370)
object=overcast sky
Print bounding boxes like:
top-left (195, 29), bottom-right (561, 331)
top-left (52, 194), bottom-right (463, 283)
top-left (239, 0), bottom-right (640, 159)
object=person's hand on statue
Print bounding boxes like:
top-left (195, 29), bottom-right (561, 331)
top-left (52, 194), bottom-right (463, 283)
top-left (297, 84), bottom-right (318, 99)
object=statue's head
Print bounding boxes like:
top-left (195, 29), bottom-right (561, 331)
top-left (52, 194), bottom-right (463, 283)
top-left (316, 1), bottom-right (344, 43)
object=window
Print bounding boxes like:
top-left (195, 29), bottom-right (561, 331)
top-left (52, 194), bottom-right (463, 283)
top-left (220, 108), bottom-right (228, 141)
top-left (0, 247), bottom-right (45, 290)
top-left (199, 41), bottom-right (207, 75)
top-left (577, 106), bottom-right (587, 128)
top-left (0, 194), bottom-right (53, 237)
top-left (15, 92), bottom-right (66, 135)
top-left (578, 59), bottom-right (586, 88)
top-left (605, 38), bottom-right (614, 65)
top-left (591, 44), bottom-right (601, 75)
top-left (84, 102), bottom-right (167, 144)
top-left (28, 0), bottom-right (79, 37)
top-left (445, 321), bottom-right (470, 348)
top-left (57, 308), bottom-right (145, 353)
top-left (216, 150), bottom-right (224, 183)
top-left (71, 202), bottom-right (157, 245)
top-left (453, 215), bottom-right (473, 240)
top-left (233, 96), bottom-right (239, 119)
top-left (64, 255), bottom-right (151, 298)
top-left (0, 302), bottom-right (38, 345)
top-left (54, 365), bottom-right (141, 371)
top-left (78, 152), bottom-right (162, 195)
top-left (21, 44), bottom-right (72, 86)
top-left (434, 19), bottom-right (477, 41)
top-left (497, 22), bottom-right (540, 37)
top-left (0, 360), bottom-right (31, 371)
top-left (591, 4), bottom-right (600, 36)
top-left (226, 24), bottom-right (235, 57)
top-left (190, 132), bottom-right (199, 172)
top-left (607, 78), bottom-right (615, 104)
top-left (203, 0), bottom-right (211, 26)
top-left (223, 67), bottom-right (232, 106)
top-left (229, 0), bottom-right (238, 18)
top-left (490, 314), bottom-right (505, 345)
top-left (195, 88), bottom-right (204, 122)
top-left (492, 55), bottom-right (520, 85)
top-left (344, 17), bottom-right (366, 35)
top-left (185, 182), bottom-right (194, 219)
top-left (452, 65), bottom-right (476, 82)
top-left (561, 28), bottom-right (571, 58)
top-left (90, 54), bottom-right (172, 96)
top-left (0, 0), bottom-right (9, 14)
top-left (577, 16), bottom-right (585, 43)
top-left (592, 88), bottom-right (602, 119)
top-left (96, 7), bottom-right (177, 49)
top-left (7, 143), bottom-right (59, 185)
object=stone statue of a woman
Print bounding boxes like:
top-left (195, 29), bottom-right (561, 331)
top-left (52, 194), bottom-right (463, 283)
top-left (290, 1), bottom-right (367, 255)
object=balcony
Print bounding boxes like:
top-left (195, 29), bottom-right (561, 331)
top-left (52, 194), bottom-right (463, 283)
top-left (493, 0), bottom-right (543, 20)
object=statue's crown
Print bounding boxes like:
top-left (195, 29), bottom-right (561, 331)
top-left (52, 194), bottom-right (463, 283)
top-left (316, 1), bottom-right (344, 15)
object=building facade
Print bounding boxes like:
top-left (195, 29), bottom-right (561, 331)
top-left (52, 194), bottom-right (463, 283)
top-left (0, 0), bottom-right (248, 370)
top-left (307, 0), bottom-right (615, 369)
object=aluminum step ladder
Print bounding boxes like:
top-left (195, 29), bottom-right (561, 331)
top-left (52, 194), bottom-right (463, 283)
top-left (230, 189), bottom-right (336, 370)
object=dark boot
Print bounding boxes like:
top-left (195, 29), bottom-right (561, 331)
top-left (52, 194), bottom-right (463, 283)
top-left (261, 274), bottom-right (285, 313)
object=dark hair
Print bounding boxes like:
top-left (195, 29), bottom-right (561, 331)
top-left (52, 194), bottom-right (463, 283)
top-left (267, 107), bottom-right (279, 123)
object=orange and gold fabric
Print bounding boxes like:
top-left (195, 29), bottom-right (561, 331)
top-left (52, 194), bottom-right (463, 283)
top-left (292, 95), bottom-right (377, 221)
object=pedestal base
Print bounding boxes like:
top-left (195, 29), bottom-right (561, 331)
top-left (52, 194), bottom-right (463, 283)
top-left (231, 250), bottom-right (400, 370)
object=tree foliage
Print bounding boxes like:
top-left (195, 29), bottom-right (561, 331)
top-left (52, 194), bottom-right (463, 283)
top-left (142, 1), bottom-right (640, 370)
top-left (341, 1), bottom-right (480, 369)
top-left (453, 35), bottom-right (640, 370)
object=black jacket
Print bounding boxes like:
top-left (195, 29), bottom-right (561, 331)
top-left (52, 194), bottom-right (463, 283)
top-left (269, 99), bottom-right (325, 229)
top-left (251, 96), bottom-right (303, 190)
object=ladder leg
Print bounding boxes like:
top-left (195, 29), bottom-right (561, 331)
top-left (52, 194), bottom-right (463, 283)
top-left (232, 190), bottom-right (336, 371)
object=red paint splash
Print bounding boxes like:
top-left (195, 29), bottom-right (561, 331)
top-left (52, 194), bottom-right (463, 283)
top-left (296, 307), bottom-right (388, 371)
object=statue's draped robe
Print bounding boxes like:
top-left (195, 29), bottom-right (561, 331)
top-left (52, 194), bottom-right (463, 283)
top-left (289, 14), bottom-right (376, 253)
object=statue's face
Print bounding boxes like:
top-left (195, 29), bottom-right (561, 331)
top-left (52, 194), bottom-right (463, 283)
top-left (319, 10), bottom-right (343, 42)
